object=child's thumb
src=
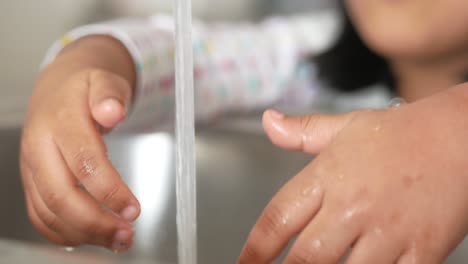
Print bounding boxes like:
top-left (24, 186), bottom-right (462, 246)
top-left (262, 109), bottom-right (358, 154)
top-left (89, 72), bottom-right (133, 132)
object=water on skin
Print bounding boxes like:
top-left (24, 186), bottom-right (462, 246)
top-left (302, 186), bottom-right (314, 196)
top-left (373, 227), bottom-right (383, 237)
top-left (343, 208), bottom-right (358, 221)
top-left (295, 202), bottom-right (305, 211)
top-left (294, 185), bottom-right (323, 224)
top-left (388, 97), bottom-right (407, 108)
top-left (281, 213), bottom-right (290, 226)
top-left (63, 247), bottom-right (75, 252)
top-left (311, 239), bottom-right (323, 250)
top-left (373, 98), bottom-right (406, 133)
top-left (301, 185), bottom-right (322, 197)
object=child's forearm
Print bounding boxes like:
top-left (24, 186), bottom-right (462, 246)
top-left (38, 35), bottom-right (136, 97)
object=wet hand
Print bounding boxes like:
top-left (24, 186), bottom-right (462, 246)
top-left (239, 86), bottom-right (468, 263)
top-left (20, 68), bottom-right (140, 252)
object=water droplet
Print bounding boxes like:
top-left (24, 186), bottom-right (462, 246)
top-left (373, 227), bottom-right (383, 236)
top-left (338, 173), bottom-right (345, 180)
top-left (374, 125), bottom-right (382, 132)
top-left (301, 186), bottom-right (313, 196)
top-left (302, 185), bottom-right (321, 197)
top-left (343, 208), bottom-right (357, 220)
top-left (312, 186), bottom-right (322, 196)
top-left (387, 97), bottom-right (406, 108)
top-left (311, 239), bottom-right (322, 249)
top-left (281, 214), bottom-right (289, 225)
top-left (63, 247), bottom-right (75, 252)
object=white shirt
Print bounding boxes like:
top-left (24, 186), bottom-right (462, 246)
top-left (43, 12), bottom-right (338, 132)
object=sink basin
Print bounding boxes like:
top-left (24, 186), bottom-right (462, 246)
top-left (1, 123), bottom-right (467, 263)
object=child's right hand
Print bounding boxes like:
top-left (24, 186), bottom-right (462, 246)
top-left (19, 36), bottom-right (140, 252)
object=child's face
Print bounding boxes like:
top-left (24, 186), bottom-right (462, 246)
top-left (345, 0), bottom-right (468, 62)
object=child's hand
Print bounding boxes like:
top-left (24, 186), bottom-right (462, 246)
top-left (20, 52), bottom-right (140, 251)
top-left (239, 85), bottom-right (468, 263)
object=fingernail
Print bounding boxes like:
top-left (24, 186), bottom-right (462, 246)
top-left (98, 98), bottom-right (125, 115)
top-left (268, 109), bottom-right (285, 120)
top-left (112, 229), bottom-right (132, 252)
top-left (120, 205), bottom-right (138, 222)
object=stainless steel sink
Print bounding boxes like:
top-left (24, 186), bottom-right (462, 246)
top-left (0, 122), bottom-right (310, 263)
top-left (1, 123), bottom-right (467, 263)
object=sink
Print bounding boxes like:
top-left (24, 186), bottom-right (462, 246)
top-left (0, 122), bottom-right (309, 263)
top-left (1, 123), bottom-right (467, 263)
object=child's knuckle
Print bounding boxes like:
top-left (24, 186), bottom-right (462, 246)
top-left (88, 68), bottom-right (115, 87)
top-left (239, 242), bottom-right (264, 263)
top-left (300, 115), bottom-right (320, 134)
top-left (73, 149), bottom-right (100, 183)
top-left (41, 213), bottom-right (61, 232)
top-left (79, 218), bottom-right (103, 237)
top-left (100, 181), bottom-right (122, 205)
top-left (44, 192), bottom-right (66, 215)
top-left (287, 244), bottom-right (320, 264)
top-left (257, 203), bottom-right (289, 239)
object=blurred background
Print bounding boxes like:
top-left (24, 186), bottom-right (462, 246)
top-left (0, 0), bottom-right (336, 127)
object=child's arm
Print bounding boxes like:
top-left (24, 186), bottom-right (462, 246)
top-left (21, 35), bottom-right (139, 252)
top-left (42, 13), bottom-right (337, 131)
top-left (238, 83), bottom-right (468, 263)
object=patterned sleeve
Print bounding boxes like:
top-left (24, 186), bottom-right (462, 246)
top-left (42, 12), bottom-right (338, 132)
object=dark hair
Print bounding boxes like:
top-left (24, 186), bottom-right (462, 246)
top-left (315, 3), bottom-right (394, 92)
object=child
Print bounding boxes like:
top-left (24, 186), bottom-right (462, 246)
top-left (20, 1), bottom-right (468, 263)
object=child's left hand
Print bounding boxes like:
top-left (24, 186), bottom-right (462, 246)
top-left (238, 84), bottom-right (468, 264)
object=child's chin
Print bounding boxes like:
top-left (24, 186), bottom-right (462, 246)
top-left (361, 29), bottom-right (442, 62)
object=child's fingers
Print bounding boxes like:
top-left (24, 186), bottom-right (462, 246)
top-left (28, 175), bottom-right (94, 246)
top-left (344, 230), bottom-right (402, 264)
top-left (25, 156), bottom-right (113, 247)
top-left (53, 110), bottom-right (140, 222)
top-left (32, 139), bottom-right (134, 252)
top-left (54, 69), bottom-right (140, 221)
top-left (237, 163), bottom-right (325, 264)
top-left (25, 189), bottom-right (71, 246)
top-left (25, 163), bottom-right (98, 247)
top-left (88, 70), bottom-right (132, 130)
top-left (262, 109), bottom-right (358, 155)
top-left (283, 207), bottom-right (361, 264)
top-left (396, 253), bottom-right (420, 264)
top-left (20, 159), bottom-right (70, 245)
top-left (396, 247), bottom-right (441, 264)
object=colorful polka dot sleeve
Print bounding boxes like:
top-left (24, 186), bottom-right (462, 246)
top-left (42, 13), bottom-right (337, 132)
